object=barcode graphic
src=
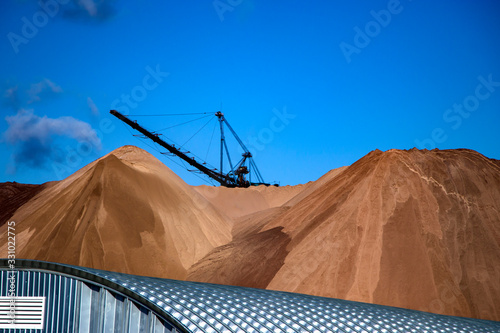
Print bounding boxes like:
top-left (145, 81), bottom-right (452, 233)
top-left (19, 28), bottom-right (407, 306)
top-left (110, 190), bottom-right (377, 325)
top-left (0, 297), bottom-right (45, 329)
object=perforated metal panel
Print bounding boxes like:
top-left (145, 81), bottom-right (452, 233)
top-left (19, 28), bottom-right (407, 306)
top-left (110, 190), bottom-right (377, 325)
top-left (82, 269), bottom-right (500, 333)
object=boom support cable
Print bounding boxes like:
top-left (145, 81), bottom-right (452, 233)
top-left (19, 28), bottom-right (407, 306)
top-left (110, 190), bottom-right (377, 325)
top-left (128, 112), bottom-right (208, 116)
top-left (155, 114), bottom-right (212, 132)
top-left (181, 116), bottom-right (216, 148)
top-left (205, 119), bottom-right (218, 162)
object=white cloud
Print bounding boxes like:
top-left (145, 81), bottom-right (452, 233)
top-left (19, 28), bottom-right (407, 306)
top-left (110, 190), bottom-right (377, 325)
top-left (5, 109), bottom-right (101, 147)
top-left (87, 97), bottom-right (99, 115)
top-left (3, 109), bottom-right (101, 168)
top-left (27, 78), bottom-right (63, 104)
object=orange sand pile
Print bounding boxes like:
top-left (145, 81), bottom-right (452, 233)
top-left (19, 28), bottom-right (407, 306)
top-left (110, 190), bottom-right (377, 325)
top-left (0, 146), bottom-right (232, 279)
top-left (189, 148), bottom-right (500, 321)
top-left (1, 146), bottom-right (499, 321)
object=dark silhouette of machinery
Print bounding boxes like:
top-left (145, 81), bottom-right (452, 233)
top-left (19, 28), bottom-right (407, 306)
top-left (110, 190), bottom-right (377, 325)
top-left (110, 110), bottom-right (275, 188)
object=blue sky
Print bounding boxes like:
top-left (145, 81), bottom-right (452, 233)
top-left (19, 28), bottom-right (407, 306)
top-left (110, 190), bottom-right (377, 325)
top-left (1, 0), bottom-right (499, 186)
